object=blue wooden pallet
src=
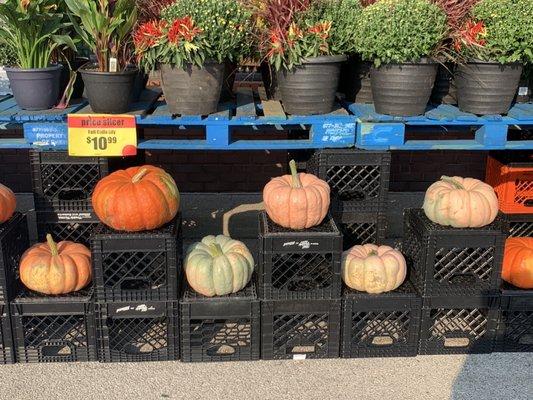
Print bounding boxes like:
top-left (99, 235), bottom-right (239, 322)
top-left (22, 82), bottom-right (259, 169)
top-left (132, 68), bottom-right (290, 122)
top-left (0, 95), bottom-right (88, 123)
top-left (136, 87), bottom-right (356, 150)
top-left (351, 103), bottom-right (533, 150)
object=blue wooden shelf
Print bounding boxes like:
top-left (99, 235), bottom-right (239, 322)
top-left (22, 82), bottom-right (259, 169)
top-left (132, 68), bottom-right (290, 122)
top-left (350, 103), bottom-right (533, 150)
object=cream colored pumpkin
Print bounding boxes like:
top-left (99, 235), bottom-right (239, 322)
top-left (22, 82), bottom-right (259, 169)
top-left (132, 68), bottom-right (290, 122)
top-left (185, 235), bottom-right (254, 297)
top-left (423, 176), bottom-right (498, 228)
top-left (342, 244), bottom-right (407, 294)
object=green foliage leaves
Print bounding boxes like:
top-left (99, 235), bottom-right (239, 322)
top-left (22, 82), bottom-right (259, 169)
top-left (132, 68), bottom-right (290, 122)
top-left (267, 0), bottom-right (361, 71)
top-left (468, 0), bottom-right (533, 64)
top-left (354, 0), bottom-right (447, 66)
top-left (0, 0), bottom-right (75, 69)
top-left (160, 0), bottom-right (253, 66)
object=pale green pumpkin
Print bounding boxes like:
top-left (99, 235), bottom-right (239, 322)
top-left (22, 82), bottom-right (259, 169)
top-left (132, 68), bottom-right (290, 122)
top-left (185, 235), bottom-right (254, 297)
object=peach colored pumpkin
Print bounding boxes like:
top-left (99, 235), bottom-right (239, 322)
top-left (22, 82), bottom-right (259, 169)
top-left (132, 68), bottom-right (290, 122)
top-left (502, 237), bottom-right (533, 289)
top-left (342, 244), bottom-right (407, 294)
top-left (263, 160), bottom-right (330, 230)
top-left (0, 183), bottom-right (16, 224)
top-left (19, 235), bottom-right (92, 295)
top-left (423, 176), bottom-right (498, 228)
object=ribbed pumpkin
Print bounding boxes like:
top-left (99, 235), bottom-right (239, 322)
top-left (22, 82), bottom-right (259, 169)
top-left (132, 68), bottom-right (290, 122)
top-left (19, 235), bottom-right (92, 295)
top-left (92, 165), bottom-right (180, 232)
top-left (502, 237), bottom-right (533, 289)
top-left (0, 182), bottom-right (16, 224)
top-left (185, 235), bottom-right (254, 297)
top-left (263, 160), bottom-right (330, 230)
top-left (423, 176), bottom-right (498, 228)
top-left (342, 244), bottom-right (407, 294)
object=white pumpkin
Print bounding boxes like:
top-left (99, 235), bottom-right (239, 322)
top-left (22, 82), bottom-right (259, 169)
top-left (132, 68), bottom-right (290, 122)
top-left (185, 235), bottom-right (254, 297)
top-left (423, 176), bottom-right (498, 228)
top-left (342, 244), bottom-right (407, 294)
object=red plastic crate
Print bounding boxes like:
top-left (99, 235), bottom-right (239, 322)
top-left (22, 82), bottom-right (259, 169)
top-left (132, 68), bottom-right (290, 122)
top-left (486, 153), bottom-right (533, 214)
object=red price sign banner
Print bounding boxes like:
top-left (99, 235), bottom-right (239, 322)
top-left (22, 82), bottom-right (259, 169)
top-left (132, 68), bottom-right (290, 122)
top-left (68, 114), bottom-right (137, 157)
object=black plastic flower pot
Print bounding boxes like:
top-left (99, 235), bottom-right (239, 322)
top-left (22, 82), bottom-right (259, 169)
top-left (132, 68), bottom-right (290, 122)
top-left (160, 62), bottom-right (224, 115)
top-left (277, 55), bottom-right (347, 115)
top-left (431, 63), bottom-right (457, 105)
top-left (371, 60), bottom-right (438, 116)
top-left (5, 65), bottom-right (62, 110)
top-left (342, 57), bottom-right (373, 103)
top-left (456, 61), bottom-right (523, 115)
top-left (80, 66), bottom-right (137, 114)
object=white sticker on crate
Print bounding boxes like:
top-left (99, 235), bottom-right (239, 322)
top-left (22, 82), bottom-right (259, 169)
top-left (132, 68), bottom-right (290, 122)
top-left (57, 212), bottom-right (94, 221)
top-left (283, 240), bottom-right (319, 249)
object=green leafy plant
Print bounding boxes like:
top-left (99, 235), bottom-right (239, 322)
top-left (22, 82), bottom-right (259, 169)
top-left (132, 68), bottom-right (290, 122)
top-left (0, 0), bottom-right (75, 69)
top-left (354, 0), bottom-right (447, 66)
top-left (65, 0), bottom-right (137, 72)
top-left (134, 0), bottom-right (253, 70)
top-left (265, 0), bottom-right (361, 71)
top-left (0, 43), bottom-right (16, 67)
top-left (455, 0), bottom-right (533, 64)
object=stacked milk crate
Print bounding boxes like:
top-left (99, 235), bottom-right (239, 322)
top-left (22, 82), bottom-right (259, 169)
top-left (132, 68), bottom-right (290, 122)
top-left (310, 150), bottom-right (423, 358)
top-left (1, 151), bottom-right (107, 363)
top-left (486, 152), bottom-right (533, 353)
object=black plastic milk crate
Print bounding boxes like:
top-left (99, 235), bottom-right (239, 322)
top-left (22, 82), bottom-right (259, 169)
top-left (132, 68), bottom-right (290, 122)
top-left (1, 304), bottom-right (15, 364)
top-left (259, 212), bottom-right (342, 300)
top-left (341, 283), bottom-right (422, 358)
top-left (36, 210), bottom-right (100, 247)
top-left (496, 284), bottom-right (533, 352)
top-left (402, 209), bottom-right (507, 297)
top-left (96, 301), bottom-right (179, 362)
top-left (504, 213), bottom-right (533, 238)
top-left (30, 150), bottom-right (108, 212)
top-left (307, 149), bottom-right (391, 214)
top-left (337, 211), bottom-right (387, 250)
top-left (10, 287), bottom-right (97, 363)
top-left (0, 213), bottom-right (29, 302)
top-left (91, 216), bottom-right (181, 303)
top-left (261, 299), bottom-right (341, 360)
top-left (419, 295), bottom-right (499, 355)
top-left (180, 281), bottom-right (260, 362)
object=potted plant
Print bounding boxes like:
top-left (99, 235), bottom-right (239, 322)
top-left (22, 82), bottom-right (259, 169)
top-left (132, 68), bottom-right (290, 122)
top-left (65, 0), bottom-right (138, 114)
top-left (0, 0), bottom-right (75, 110)
top-left (454, 0), bottom-right (533, 115)
top-left (263, 0), bottom-right (360, 115)
top-left (355, 0), bottom-right (447, 116)
top-left (134, 0), bottom-right (252, 115)
top-left (0, 43), bottom-right (16, 95)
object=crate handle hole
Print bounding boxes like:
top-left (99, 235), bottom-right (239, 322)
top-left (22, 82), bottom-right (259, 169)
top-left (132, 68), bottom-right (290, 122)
top-left (120, 278), bottom-right (152, 291)
top-left (42, 344), bottom-right (72, 356)
top-left (518, 334), bottom-right (533, 345)
top-left (448, 274), bottom-right (477, 285)
top-left (524, 199), bottom-right (533, 207)
top-left (207, 344), bottom-right (236, 356)
top-left (125, 343), bottom-right (156, 354)
top-left (371, 336), bottom-right (394, 346)
top-left (287, 279), bottom-right (323, 292)
top-left (288, 345), bottom-right (316, 354)
top-left (338, 189), bottom-right (366, 202)
top-left (57, 189), bottom-right (88, 201)
top-left (444, 337), bottom-right (470, 347)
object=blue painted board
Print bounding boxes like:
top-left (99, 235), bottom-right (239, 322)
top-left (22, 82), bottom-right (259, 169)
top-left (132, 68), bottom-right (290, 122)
top-left (0, 98), bottom-right (88, 123)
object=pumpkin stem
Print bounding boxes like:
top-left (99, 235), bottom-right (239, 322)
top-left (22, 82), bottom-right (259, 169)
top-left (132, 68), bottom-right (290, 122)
top-left (222, 202), bottom-right (265, 237)
top-left (132, 168), bottom-right (149, 183)
top-left (289, 160), bottom-right (302, 188)
top-left (210, 243), bottom-right (224, 257)
top-left (368, 250), bottom-right (378, 256)
top-left (440, 176), bottom-right (465, 190)
top-left (46, 234), bottom-right (59, 256)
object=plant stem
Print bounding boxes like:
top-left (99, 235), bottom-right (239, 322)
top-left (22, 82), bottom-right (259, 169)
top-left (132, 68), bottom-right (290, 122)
top-left (46, 234), bottom-right (59, 256)
top-left (441, 175), bottom-right (465, 190)
top-left (132, 168), bottom-right (149, 183)
top-left (289, 159), bottom-right (302, 188)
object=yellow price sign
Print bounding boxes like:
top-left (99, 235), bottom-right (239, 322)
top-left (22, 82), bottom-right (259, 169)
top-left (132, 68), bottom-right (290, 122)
top-left (68, 114), bottom-right (137, 157)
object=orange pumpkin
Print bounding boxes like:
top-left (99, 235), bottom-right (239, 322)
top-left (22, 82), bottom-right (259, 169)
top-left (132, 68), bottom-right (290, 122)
top-left (502, 237), bottom-right (533, 289)
top-left (20, 235), bottom-right (92, 295)
top-left (92, 165), bottom-right (180, 232)
top-left (263, 160), bottom-right (330, 229)
top-left (0, 182), bottom-right (16, 224)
